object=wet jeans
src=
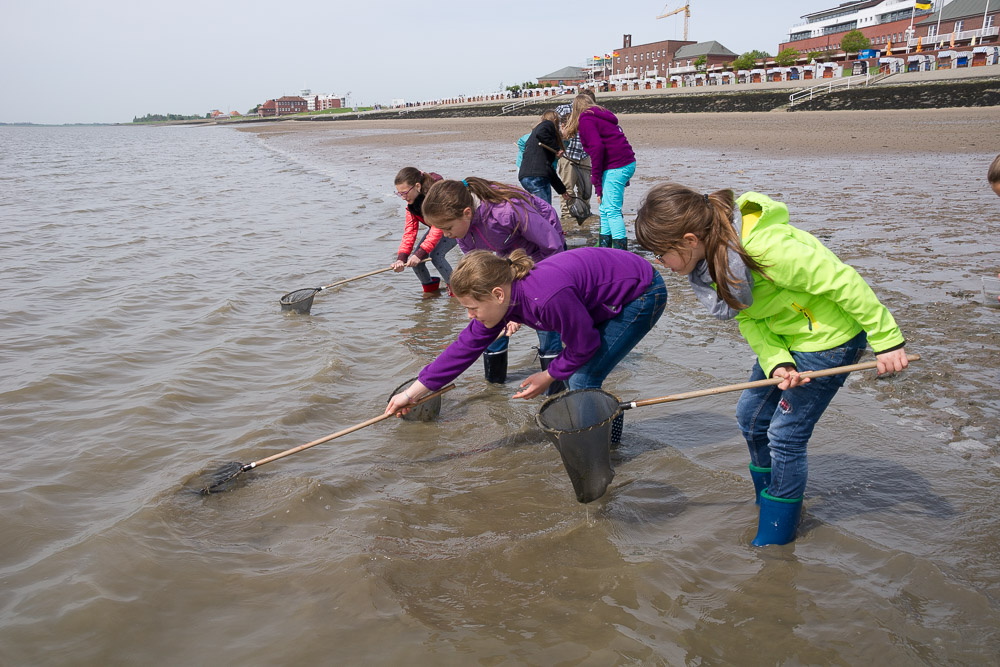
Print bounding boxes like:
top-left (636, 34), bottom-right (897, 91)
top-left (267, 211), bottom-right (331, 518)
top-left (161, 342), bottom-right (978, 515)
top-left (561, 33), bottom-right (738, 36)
top-left (598, 161), bottom-right (635, 240)
top-left (519, 176), bottom-right (552, 205)
top-left (736, 330), bottom-right (868, 500)
top-left (567, 272), bottom-right (667, 390)
top-left (412, 233), bottom-right (457, 285)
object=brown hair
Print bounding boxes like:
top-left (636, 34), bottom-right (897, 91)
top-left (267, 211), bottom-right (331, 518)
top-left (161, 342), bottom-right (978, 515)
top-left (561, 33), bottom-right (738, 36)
top-left (989, 153), bottom-right (1000, 185)
top-left (562, 94), bottom-right (599, 138)
top-left (635, 183), bottom-right (767, 310)
top-left (450, 249), bottom-right (535, 299)
top-left (394, 167), bottom-right (437, 191)
top-left (422, 176), bottom-right (543, 234)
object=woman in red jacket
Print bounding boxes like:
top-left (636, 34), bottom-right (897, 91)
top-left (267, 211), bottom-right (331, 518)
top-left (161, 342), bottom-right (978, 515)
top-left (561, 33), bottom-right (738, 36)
top-left (392, 167), bottom-right (458, 294)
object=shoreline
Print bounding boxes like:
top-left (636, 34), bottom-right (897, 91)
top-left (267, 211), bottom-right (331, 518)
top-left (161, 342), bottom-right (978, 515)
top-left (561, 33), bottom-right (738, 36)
top-left (238, 107), bottom-right (1000, 157)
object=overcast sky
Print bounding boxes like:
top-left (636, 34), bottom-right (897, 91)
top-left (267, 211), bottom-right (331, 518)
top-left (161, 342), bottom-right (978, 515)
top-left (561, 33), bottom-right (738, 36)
top-left (3, 0), bottom-right (831, 124)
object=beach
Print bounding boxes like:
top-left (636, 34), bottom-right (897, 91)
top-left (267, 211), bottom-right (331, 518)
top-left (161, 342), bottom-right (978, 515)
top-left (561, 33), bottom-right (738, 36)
top-left (242, 106), bottom-right (1000, 155)
top-left (2, 110), bottom-right (999, 664)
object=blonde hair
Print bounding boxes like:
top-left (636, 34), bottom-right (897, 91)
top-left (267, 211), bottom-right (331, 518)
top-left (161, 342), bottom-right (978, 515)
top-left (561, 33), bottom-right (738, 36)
top-left (989, 153), bottom-right (1000, 185)
top-left (450, 249), bottom-right (535, 299)
top-left (635, 183), bottom-right (767, 310)
top-left (562, 94), bottom-right (598, 138)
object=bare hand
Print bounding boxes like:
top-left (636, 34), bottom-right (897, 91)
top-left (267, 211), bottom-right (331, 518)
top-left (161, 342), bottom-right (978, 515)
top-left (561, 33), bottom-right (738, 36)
top-left (876, 348), bottom-right (909, 376)
top-left (561, 192), bottom-right (572, 201)
top-left (504, 322), bottom-right (521, 336)
top-left (405, 255), bottom-right (422, 268)
top-left (513, 370), bottom-right (555, 399)
top-left (386, 392), bottom-right (412, 416)
top-left (391, 260), bottom-right (405, 273)
top-left (772, 365), bottom-right (808, 390)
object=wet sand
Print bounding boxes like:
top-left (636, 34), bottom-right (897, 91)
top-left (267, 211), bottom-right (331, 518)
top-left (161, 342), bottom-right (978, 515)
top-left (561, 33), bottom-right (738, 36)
top-left (243, 107), bottom-right (1000, 156)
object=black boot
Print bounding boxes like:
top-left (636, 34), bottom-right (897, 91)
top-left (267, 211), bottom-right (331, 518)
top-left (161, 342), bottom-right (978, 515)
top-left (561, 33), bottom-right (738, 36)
top-left (611, 237), bottom-right (628, 251)
top-left (538, 353), bottom-right (566, 396)
top-left (483, 350), bottom-right (508, 384)
top-left (598, 234), bottom-right (612, 248)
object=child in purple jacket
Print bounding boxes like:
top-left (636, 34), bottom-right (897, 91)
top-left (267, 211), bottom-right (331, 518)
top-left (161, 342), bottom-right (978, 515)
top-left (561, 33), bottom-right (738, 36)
top-left (420, 176), bottom-right (567, 391)
top-left (386, 247), bottom-right (667, 444)
top-left (562, 94), bottom-right (636, 250)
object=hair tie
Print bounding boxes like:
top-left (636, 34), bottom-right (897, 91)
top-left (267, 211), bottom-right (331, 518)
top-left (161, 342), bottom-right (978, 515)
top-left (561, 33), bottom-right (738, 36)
top-left (462, 179), bottom-right (469, 188)
top-left (506, 257), bottom-right (513, 266)
top-left (703, 193), bottom-right (710, 204)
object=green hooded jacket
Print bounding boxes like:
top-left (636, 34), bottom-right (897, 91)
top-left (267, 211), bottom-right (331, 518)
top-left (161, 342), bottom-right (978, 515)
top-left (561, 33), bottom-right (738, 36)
top-left (735, 191), bottom-right (904, 377)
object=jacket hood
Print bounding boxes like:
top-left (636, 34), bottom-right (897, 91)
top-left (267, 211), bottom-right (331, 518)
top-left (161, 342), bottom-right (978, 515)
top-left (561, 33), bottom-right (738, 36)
top-left (736, 191), bottom-right (790, 242)
top-left (586, 106), bottom-right (619, 125)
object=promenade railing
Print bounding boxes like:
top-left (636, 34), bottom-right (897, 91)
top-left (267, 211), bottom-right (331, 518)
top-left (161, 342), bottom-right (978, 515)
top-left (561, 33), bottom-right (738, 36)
top-left (788, 71), bottom-right (891, 106)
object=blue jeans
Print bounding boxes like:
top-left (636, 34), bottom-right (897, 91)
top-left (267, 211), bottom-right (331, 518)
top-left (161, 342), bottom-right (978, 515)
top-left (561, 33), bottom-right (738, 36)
top-left (736, 331), bottom-right (868, 500)
top-left (486, 328), bottom-right (562, 354)
top-left (520, 176), bottom-right (552, 205)
top-left (599, 161), bottom-right (636, 240)
top-left (412, 233), bottom-right (457, 285)
top-left (567, 272), bottom-right (667, 390)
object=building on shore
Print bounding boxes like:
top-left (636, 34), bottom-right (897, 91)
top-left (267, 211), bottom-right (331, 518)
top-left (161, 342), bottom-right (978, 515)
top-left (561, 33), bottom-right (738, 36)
top-left (536, 66), bottom-right (588, 87)
top-left (257, 96), bottom-right (308, 117)
top-left (300, 89), bottom-right (344, 111)
top-left (779, 0), bottom-right (997, 64)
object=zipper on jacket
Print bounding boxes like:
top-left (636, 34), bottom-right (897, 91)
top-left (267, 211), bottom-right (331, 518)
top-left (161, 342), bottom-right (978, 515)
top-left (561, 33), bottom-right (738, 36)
top-left (792, 302), bottom-right (814, 331)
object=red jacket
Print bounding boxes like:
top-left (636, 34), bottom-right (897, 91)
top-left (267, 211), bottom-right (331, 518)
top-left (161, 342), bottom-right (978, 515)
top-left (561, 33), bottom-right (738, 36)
top-left (397, 173), bottom-right (444, 261)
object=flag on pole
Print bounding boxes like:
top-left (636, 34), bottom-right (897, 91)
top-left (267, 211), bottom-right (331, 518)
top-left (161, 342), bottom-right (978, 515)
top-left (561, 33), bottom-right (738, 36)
top-left (613, 51), bottom-right (620, 57)
top-left (914, 1), bottom-right (931, 9)
top-left (594, 55), bottom-right (601, 60)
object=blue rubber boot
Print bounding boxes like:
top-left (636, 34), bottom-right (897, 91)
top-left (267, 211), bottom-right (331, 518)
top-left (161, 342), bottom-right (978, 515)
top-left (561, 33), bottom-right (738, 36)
top-left (749, 464), bottom-right (772, 505)
top-left (598, 234), bottom-right (612, 248)
top-left (752, 489), bottom-right (802, 547)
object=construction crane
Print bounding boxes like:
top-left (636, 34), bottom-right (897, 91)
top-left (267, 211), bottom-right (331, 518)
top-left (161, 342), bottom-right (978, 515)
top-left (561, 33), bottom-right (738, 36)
top-left (656, 2), bottom-right (690, 41)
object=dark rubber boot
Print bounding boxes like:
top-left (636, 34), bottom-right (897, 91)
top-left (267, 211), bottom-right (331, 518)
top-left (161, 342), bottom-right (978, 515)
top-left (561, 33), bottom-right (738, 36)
top-left (483, 349), bottom-right (508, 384)
top-left (749, 464), bottom-right (772, 505)
top-left (422, 277), bottom-right (441, 294)
top-left (538, 354), bottom-right (566, 396)
top-left (610, 413), bottom-right (624, 448)
top-left (611, 237), bottom-right (628, 251)
top-left (752, 490), bottom-right (803, 547)
top-left (598, 234), bottom-right (612, 248)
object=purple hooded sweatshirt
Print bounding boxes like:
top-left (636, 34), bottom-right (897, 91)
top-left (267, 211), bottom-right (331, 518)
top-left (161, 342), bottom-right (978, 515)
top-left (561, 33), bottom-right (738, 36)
top-left (458, 194), bottom-right (565, 261)
top-left (417, 248), bottom-right (656, 390)
top-left (577, 107), bottom-right (636, 198)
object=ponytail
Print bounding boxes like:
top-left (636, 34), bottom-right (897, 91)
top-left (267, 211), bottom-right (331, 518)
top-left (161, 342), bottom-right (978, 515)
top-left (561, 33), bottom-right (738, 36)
top-left (635, 183), bottom-right (767, 310)
top-left (450, 249), bottom-right (535, 299)
top-left (394, 166), bottom-right (437, 192)
top-left (423, 176), bottom-right (544, 235)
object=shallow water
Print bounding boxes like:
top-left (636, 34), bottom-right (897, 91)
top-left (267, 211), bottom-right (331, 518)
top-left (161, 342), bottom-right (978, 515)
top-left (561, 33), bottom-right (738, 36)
top-left (1, 122), bottom-right (998, 664)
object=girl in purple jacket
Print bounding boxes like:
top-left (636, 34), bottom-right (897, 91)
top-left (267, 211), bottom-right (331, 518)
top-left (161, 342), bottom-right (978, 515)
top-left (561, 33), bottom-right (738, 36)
top-left (386, 248), bottom-right (667, 444)
top-left (562, 94), bottom-right (636, 250)
top-left (421, 176), bottom-right (567, 391)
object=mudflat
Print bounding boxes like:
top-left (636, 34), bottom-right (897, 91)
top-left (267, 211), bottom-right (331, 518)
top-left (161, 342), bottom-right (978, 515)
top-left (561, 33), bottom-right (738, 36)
top-left (241, 107), bottom-right (1000, 156)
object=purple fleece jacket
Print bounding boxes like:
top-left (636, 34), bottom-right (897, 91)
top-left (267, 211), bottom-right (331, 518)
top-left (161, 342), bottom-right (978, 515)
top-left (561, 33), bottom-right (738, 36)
top-left (577, 107), bottom-right (636, 197)
top-left (457, 195), bottom-right (565, 261)
top-left (417, 248), bottom-right (656, 390)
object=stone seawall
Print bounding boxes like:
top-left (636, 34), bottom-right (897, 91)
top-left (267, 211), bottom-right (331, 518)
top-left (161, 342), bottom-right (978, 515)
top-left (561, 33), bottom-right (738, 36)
top-left (788, 78), bottom-right (1000, 111)
top-left (280, 76), bottom-right (1000, 123)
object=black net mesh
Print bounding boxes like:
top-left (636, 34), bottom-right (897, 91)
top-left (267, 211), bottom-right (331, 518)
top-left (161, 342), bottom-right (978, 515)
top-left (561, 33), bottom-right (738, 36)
top-left (536, 389), bottom-right (622, 503)
top-left (280, 288), bottom-right (318, 312)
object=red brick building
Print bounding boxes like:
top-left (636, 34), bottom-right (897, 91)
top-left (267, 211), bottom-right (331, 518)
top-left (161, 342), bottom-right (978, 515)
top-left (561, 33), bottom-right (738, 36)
top-left (604, 34), bottom-right (697, 78)
top-left (258, 96), bottom-right (308, 117)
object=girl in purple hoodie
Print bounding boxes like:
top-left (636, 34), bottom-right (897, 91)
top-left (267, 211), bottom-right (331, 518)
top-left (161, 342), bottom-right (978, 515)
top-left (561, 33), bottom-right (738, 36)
top-left (420, 176), bottom-right (567, 392)
top-left (563, 94), bottom-right (636, 250)
top-left (385, 247), bottom-right (667, 446)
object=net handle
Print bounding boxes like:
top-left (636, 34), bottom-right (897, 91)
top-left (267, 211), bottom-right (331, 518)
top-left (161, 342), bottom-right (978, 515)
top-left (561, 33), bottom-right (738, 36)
top-left (247, 384), bottom-right (455, 469)
top-left (625, 354), bottom-right (921, 409)
top-left (318, 258), bottom-right (432, 291)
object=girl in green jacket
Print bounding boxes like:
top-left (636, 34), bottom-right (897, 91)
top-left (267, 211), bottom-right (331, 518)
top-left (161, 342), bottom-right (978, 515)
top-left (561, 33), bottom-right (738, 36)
top-left (635, 183), bottom-right (910, 547)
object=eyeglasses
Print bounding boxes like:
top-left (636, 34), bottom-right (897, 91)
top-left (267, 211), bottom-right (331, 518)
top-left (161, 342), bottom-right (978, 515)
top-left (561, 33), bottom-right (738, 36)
top-left (395, 183), bottom-right (418, 199)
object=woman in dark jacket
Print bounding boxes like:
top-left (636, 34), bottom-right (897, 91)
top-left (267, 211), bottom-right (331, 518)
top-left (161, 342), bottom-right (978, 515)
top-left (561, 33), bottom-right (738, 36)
top-left (517, 110), bottom-right (572, 206)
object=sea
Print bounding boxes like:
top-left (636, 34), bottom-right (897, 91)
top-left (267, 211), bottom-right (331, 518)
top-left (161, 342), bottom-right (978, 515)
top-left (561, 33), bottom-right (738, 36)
top-left (1, 121), bottom-right (998, 664)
